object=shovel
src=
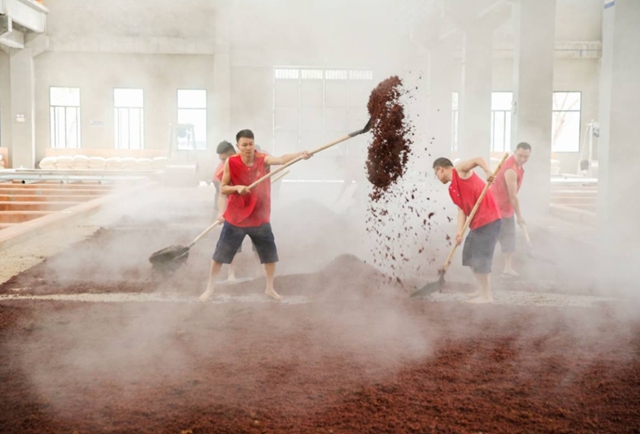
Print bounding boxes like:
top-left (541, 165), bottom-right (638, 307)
top-left (149, 220), bottom-right (223, 268)
top-left (247, 118), bottom-right (372, 190)
top-left (411, 153), bottom-right (509, 298)
top-left (149, 119), bottom-right (372, 268)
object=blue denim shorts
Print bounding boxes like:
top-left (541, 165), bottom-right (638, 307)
top-left (213, 222), bottom-right (278, 264)
top-left (462, 219), bottom-right (502, 274)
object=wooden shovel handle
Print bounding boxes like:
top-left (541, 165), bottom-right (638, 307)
top-left (188, 220), bottom-right (223, 248)
top-left (247, 118), bottom-right (370, 191)
top-left (247, 134), bottom-right (353, 190)
top-left (442, 152), bottom-right (509, 273)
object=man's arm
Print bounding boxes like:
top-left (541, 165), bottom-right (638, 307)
top-left (455, 206), bottom-right (466, 246)
top-left (455, 157), bottom-right (494, 182)
top-left (221, 159), bottom-right (250, 196)
top-left (505, 169), bottom-right (525, 226)
top-left (264, 151), bottom-right (311, 166)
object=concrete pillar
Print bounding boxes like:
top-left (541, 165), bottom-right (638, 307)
top-left (458, 24), bottom-right (492, 161)
top-left (512, 0), bottom-right (556, 217)
top-left (426, 44), bottom-right (454, 160)
top-left (9, 47), bottom-right (36, 168)
top-left (598, 0), bottom-right (640, 254)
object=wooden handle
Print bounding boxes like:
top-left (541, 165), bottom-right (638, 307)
top-left (247, 133), bottom-right (353, 190)
top-left (188, 220), bottom-right (222, 248)
top-left (441, 152), bottom-right (509, 272)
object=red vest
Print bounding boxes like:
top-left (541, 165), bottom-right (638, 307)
top-left (490, 155), bottom-right (524, 218)
top-left (449, 169), bottom-right (501, 230)
top-left (223, 152), bottom-right (271, 227)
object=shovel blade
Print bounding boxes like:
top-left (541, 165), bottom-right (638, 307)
top-left (410, 274), bottom-right (445, 298)
top-left (348, 118), bottom-right (372, 137)
top-left (149, 245), bottom-right (190, 265)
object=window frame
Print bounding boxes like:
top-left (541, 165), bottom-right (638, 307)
top-left (49, 86), bottom-right (82, 149)
top-left (551, 91), bottom-right (582, 153)
top-left (113, 88), bottom-right (145, 150)
top-left (490, 91), bottom-right (513, 153)
top-left (272, 67), bottom-right (374, 180)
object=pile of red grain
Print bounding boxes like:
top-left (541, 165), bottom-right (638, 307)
top-left (366, 76), bottom-right (413, 202)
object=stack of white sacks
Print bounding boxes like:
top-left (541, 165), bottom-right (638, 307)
top-left (38, 155), bottom-right (164, 171)
top-left (55, 156), bottom-right (73, 170)
top-left (105, 157), bottom-right (122, 170)
top-left (39, 157), bottom-right (57, 170)
top-left (88, 157), bottom-right (106, 170)
top-left (71, 155), bottom-right (90, 170)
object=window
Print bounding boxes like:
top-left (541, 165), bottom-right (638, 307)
top-left (552, 92), bottom-right (581, 152)
top-left (114, 88), bottom-right (144, 149)
top-left (491, 92), bottom-right (512, 152)
top-left (177, 89), bottom-right (207, 151)
top-left (50, 87), bottom-right (81, 148)
top-left (273, 67), bottom-right (373, 180)
top-left (451, 92), bottom-right (459, 152)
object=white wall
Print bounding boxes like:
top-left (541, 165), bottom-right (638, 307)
top-left (33, 52), bottom-right (215, 160)
top-left (45, 0), bottom-right (216, 39)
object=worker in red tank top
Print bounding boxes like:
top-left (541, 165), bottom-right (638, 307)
top-left (199, 129), bottom-right (311, 302)
top-left (490, 142), bottom-right (532, 276)
top-left (434, 156), bottom-right (502, 304)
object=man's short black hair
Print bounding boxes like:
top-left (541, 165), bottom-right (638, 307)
top-left (432, 157), bottom-right (454, 169)
top-left (216, 140), bottom-right (234, 155)
top-left (516, 142), bottom-right (532, 151)
top-left (236, 129), bottom-right (254, 143)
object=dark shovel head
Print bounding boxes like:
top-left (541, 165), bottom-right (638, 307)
top-left (361, 117), bottom-right (372, 133)
top-left (149, 244), bottom-right (190, 265)
top-left (348, 118), bottom-right (373, 137)
top-left (410, 273), bottom-right (445, 298)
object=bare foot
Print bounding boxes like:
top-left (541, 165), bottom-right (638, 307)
top-left (502, 268), bottom-right (519, 277)
top-left (468, 295), bottom-right (494, 304)
top-left (199, 288), bottom-right (214, 302)
top-left (467, 289), bottom-right (483, 298)
top-left (265, 288), bottom-right (283, 300)
top-left (227, 274), bottom-right (237, 283)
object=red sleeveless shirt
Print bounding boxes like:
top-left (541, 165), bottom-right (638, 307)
top-left (449, 169), bottom-right (501, 230)
top-left (223, 152), bottom-right (271, 227)
top-left (490, 155), bottom-right (524, 218)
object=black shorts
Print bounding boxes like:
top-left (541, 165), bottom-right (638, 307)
top-left (498, 216), bottom-right (516, 253)
top-left (213, 222), bottom-right (278, 264)
top-left (462, 219), bottom-right (502, 274)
